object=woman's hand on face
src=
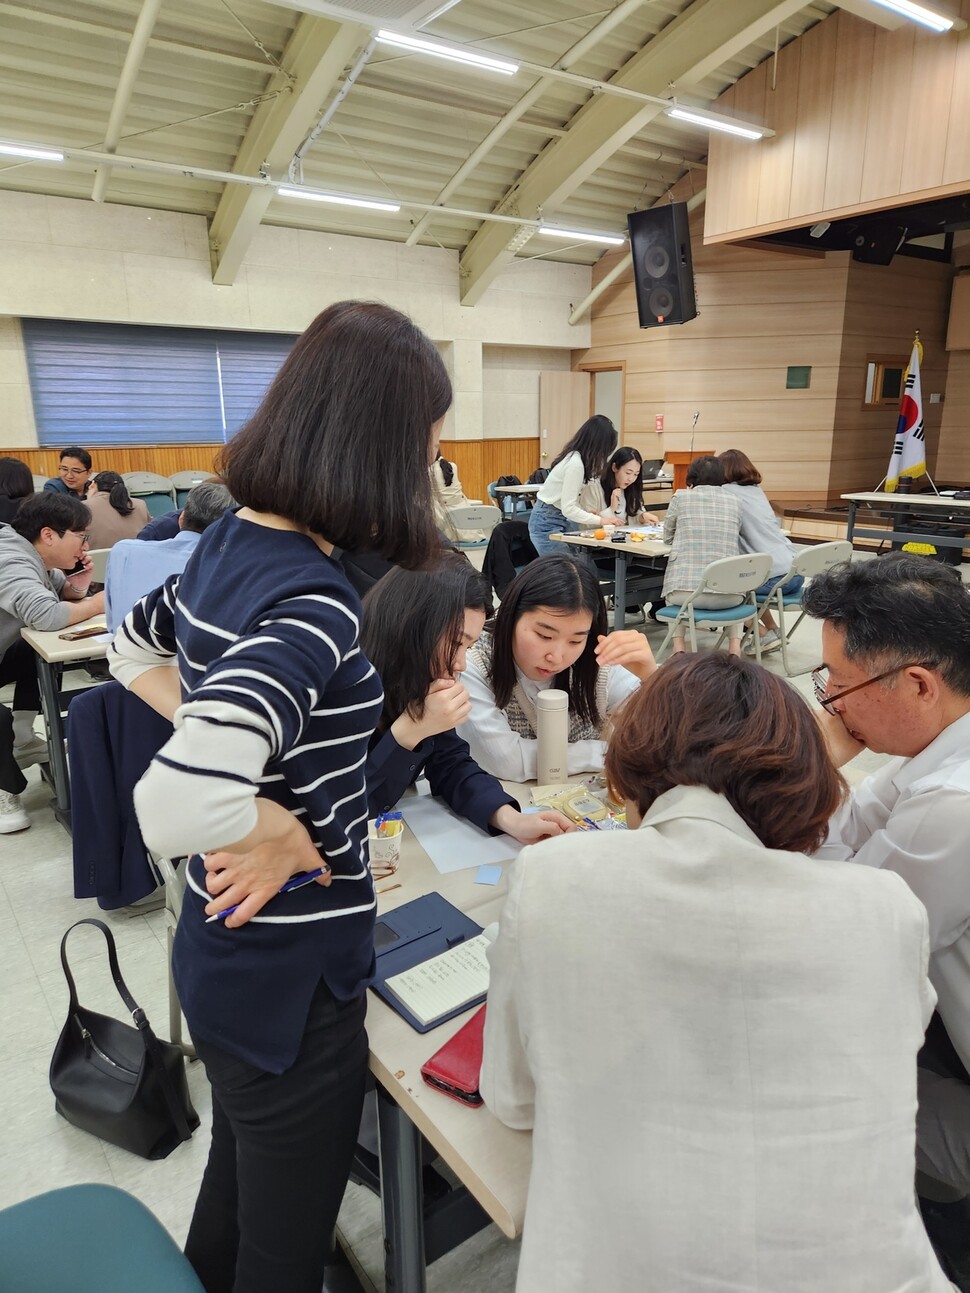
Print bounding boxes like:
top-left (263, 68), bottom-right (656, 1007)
top-left (418, 677), bottom-right (472, 738)
top-left (202, 808), bottom-right (330, 928)
top-left (490, 804), bottom-right (576, 843)
top-left (594, 631), bottom-right (657, 681)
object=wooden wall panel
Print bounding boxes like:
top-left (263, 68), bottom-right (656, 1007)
top-left (937, 350), bottom-right (970, 481)
top-left (789, 16), bottom-right (837, 218)
top-left (756, 39), bottom-right (800, 228)
top-left (706, 8), bottom-right (970, 243)
top-left (4, 445), bottom-right (222, 479)
top-left (859, 23), bottom-right (912, 205)
top-left (438, 439), bottom-right (539, 504)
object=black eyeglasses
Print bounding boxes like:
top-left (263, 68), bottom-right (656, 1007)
top-left (811, 662), bottom-right (929, 714)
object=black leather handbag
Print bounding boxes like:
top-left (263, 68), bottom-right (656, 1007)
top-left (49, 918), bottom-right (200, 1160)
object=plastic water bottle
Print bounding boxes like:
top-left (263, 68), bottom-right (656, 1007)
top-left (536, 689), bottom-right (569, 784)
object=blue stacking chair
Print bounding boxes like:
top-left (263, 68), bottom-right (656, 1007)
top-left (122, 471), bottom-right (177, 518)
top-left (170, 469), bottom-right (212, 508)
top-left (655, 552), bottom-right (772, 661)
top-left (0, 1185), bottom-right (204, 1292)
top-left (754, 540), bottom-right (852, 675)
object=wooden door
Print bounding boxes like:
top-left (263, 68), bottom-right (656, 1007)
top-left (538, 372), bottom-right (590, 468)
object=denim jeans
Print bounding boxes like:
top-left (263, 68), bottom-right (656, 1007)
top-left (755, 572), bottom-right (804, 599)
top-left (185, 979), bottom-right (368, 1293)
top-left (529, 499), bottom-right (579, 557)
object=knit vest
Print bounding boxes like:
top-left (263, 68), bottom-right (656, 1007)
top-left (469, 632), bottom-right (608, 742)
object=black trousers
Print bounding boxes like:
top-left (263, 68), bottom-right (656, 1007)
top-left (185, 979), bottom-right (368, 1293)
top-left (0, 639), bottom-right (41, 713)
top-left (0, 705), bottom-right (26, 795)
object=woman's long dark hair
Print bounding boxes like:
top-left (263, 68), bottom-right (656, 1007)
top-left (600, 447), bottom-right (643, 518)
top-left (550, 414), bottom-right (618, 481)
top-left (487, 554), bottom-right (608, 727)
top-left (220, 301), bottom-right (451, 568)
top-left (92, 470), bottom-right (134, 517)
top-left (361, 558), bottom-right (491, 730)
top-left (0, 456), bottom-right (33, 501)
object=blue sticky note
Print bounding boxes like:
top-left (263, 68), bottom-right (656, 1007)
top-left (475, 864), bottom-right (503, 886)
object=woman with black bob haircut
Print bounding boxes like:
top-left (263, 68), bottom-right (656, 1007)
top-left (221, 303), bottom-right (446, 565)
top-left (0, 456), bottom-right (33, 523)
top-left (362, 556), bottom-right (572, 843)
top-left (528, 414), bottom-right (620, 556)
top-left (461, 553), bottom-right (656, 780)
top-left (481, 652), bottom-right (951, 1293)
top-left (108, 301), bottom-right (451, 1293)
top-left (85, 470), bottom-right (151, 548)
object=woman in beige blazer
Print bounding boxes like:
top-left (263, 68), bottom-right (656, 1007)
top-left (482, 653), bottom-right (952, 1293)
top-left (85, 471), bottom-right (151, 549)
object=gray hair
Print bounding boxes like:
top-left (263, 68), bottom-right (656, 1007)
top-left (181, 481), bottom-right (235, 533)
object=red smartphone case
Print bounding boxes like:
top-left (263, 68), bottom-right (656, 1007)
top-left (420, 1005), bottom-right (487, 1107)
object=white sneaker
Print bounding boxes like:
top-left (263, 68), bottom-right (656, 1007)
top-left (13, 735), bottom-right (49, 769)
top-left (0, 790), bottom-right (30, 834)
top-left (744, 629), bottom-right (782, 655)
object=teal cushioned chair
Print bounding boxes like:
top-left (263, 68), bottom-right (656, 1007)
top-left (0, 1185), bottom-right (204, 1292)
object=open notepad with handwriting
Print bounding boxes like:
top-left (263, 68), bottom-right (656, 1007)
top-left (383, 932), bottom-right (492, 1028)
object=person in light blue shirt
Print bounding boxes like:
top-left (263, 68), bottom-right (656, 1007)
top-left (105, 482), bottom-right (233, 631)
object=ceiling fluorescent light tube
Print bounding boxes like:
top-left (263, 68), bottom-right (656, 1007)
top-left (867, 0), bottom-right (954, 31)
top-left (276, 186), bottom-right (399, 213)
top-left (0, 140), bottom-right (64, 162)
top-left (375, 30), bottom-right (518, 75)
top-left (666, 107), bottom-right (768, 140)
top-left (538, 225), bottom-right (625, 246)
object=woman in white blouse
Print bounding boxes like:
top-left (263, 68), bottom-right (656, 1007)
top-left (528, 415), bottom-right (619, 556)
top-left (461, 554), bottom-right (655, 780)
top-left (579, 446), bottom-right (659, 527)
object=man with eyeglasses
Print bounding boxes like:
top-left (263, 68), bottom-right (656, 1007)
top-left (0, 493), bottom-right (105, 834)
top-left (804, 551), bottom-right (970, 1286)
top-left (43, 445), bottom-right (92, 499)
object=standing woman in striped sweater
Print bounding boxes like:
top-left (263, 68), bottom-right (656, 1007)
top-left (108, 301), bottom-right (449, 1293)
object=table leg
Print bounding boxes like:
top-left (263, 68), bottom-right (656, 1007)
top-left (613, 550), bottom-right (628, 632)
top-left (377, 1083), bottom-right (427, 1293)
top-left (846, 500), bottom-right (858, 548)
top-left (34, 657), bottom-right (72, 829)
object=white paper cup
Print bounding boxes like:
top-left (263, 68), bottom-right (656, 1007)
top-left (368, 817), bottom-right (403, 876)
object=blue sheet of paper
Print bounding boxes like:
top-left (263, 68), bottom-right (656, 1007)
top-left (475, 864), bottom-right (503, 886)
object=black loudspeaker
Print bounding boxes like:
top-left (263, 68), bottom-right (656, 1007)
top-left (850, 222), bottom-right (907, 266)
top-left (627, 203), bottom-right (697, 328)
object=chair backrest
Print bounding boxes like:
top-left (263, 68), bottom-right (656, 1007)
top-left (699, 552), bottom-right (773, 596)
top-left (169, 469), bottom-right (212, 489)
top-left (446, 505), bottom-right (501, 535)
top-left (32, 473), bottom-right (47, 492)
top-left (792, 539), bottom-right (852, 579)
top-left (122, 471), bottom-right (175, 496)
top-left (87, 547), bottom-right (110, 583)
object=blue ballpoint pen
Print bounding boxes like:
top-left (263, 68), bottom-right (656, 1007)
top-left (205, 866), bottom-right (329, 923)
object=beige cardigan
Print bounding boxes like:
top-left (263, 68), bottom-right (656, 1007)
top-left (85, 490), bottom-right (152, 549)
top-left (482, 784), bottom-right (951, 1293)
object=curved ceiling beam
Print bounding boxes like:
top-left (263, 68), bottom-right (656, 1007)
top-left (209, 14), bottom-right (368, 285)
top-left (458, 0), bottom-right (809, 306)
top-left (91, 0), bottom-right (164, 203)
top-left (405, 0), bottom-right (650, 247)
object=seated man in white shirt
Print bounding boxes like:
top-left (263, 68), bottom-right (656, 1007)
top-left (105, 482), bottom-right (234, 632)
top-left (804, 551), bottom-right (970, 1285)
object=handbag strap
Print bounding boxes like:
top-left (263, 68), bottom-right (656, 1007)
top-left (59, 918), bottom-right (193, 1145)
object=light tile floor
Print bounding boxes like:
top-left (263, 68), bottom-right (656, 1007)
top-left (0, 573), bottom-right (913, 1288)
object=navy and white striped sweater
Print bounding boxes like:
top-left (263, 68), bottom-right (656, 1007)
top-left (113, 510), bottom-right (383, 1072)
